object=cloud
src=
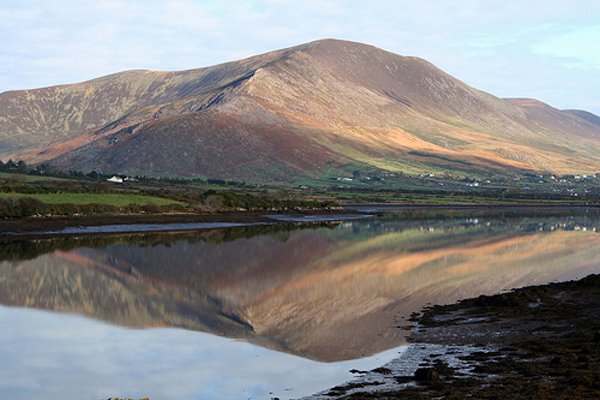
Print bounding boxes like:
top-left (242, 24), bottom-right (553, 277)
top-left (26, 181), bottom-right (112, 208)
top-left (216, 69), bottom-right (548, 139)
top-left (533, 25), bottom-right (600, 69)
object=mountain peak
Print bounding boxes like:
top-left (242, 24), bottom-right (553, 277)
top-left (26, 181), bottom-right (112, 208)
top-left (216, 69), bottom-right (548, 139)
top-left (303, 37), bottom-right (382, 49)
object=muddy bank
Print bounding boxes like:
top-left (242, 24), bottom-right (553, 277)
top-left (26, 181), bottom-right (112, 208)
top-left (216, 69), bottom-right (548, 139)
top-left (0, 212), bottom-right (269, 233)
top-left (308, 274), bottom-right (600, 399)
top-left (0, 210), bottom-right (369, 237)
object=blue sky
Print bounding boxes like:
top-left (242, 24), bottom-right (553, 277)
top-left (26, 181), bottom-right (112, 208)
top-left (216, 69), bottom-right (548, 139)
top-left (1, 0), bottom-right (599, 113)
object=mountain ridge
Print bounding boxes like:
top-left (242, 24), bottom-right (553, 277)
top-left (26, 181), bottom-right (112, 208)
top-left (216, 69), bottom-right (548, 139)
top-left (563, 109), bottom-right (600, 128)
top-left (2, 38), bottom-right (600, 181)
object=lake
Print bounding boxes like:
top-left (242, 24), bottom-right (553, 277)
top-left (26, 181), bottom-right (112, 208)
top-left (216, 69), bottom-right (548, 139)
top-left (1, 209), bottom-right (599, 399)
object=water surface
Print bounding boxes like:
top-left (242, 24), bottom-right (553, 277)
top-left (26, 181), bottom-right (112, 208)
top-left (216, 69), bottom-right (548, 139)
top-left (1, 210), bottom-right (599, 399)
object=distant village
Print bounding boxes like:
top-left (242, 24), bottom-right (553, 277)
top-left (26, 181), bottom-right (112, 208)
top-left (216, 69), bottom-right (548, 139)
top-left (317, 169), bottom-right (600, 197)
top-left (1, 157), bottom-right (599, 199)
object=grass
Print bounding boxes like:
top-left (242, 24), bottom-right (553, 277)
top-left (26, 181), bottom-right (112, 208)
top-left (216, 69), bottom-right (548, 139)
top-left (0, 172), bottom-right (69, 182)
top-left (0, 192), bottom-right (185, 207)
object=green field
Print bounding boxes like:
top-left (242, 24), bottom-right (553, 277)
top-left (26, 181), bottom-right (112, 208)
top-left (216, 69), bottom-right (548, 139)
top-left (0, 172), bottom-right (69, 182)
top-left (0, 192), bottom-right (185, 207)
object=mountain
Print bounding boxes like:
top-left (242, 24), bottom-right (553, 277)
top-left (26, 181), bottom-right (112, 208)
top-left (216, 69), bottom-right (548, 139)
top-left (563, 109), bottom-right (600, 127)
top-left (2, 39), bottom-right (600, 182)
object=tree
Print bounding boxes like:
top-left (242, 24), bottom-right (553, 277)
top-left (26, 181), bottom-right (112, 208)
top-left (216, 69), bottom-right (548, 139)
top-left (4, 159), bottom-right (17, 170)
top-left (17, 160), bottom-right (27, 172)
top-left (86, 170), bottom-right (100, 179)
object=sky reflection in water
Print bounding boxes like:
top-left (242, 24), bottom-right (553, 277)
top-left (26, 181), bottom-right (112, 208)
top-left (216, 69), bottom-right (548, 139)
top-left (0, 306), bottom-right (402, 400)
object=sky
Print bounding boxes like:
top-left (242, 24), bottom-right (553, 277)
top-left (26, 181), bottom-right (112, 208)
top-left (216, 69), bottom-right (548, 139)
top-left (1, 0), bottom-right (599, 114)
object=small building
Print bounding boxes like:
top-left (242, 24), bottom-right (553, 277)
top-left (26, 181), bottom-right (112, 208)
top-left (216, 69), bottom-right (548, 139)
top-left (107, 175), bottom-right (124, 184)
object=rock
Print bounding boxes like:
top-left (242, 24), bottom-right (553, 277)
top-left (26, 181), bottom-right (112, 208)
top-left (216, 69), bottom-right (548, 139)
top-left (371, 367), bottom-right (393, 375)
top-left (349, 369), bottom-right (368, 374)
top-left (414, 367), bottom-right (440, 381)
top-left (578, 354), bottom-right (591, 363)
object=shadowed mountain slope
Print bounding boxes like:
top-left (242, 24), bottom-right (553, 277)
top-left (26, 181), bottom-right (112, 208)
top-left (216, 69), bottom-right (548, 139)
top-left (564, 109), bottom-right (600, 127)
top-left (2, 39), bottom-right (600, 181)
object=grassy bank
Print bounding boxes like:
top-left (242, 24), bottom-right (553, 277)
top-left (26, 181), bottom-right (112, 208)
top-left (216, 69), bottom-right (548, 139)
top-left (0, 192), bottom-right (185, 207)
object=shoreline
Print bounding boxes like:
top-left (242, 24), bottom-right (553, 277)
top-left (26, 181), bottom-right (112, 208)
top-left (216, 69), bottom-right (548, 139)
top-left (0, 211), bottom-right (372, 238)
top-left (1, 204), bottom-right (598, 237)
top-left (307, 273), bottom-right (600, 399)
top-left (346, 204), bottom-right (600, 211)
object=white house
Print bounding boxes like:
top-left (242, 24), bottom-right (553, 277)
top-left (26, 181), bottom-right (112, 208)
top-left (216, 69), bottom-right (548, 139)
top-left (107, 175), bottom-right (124, 184)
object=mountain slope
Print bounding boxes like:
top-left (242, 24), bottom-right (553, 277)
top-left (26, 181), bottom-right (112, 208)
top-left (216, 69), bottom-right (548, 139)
top-left (2, 39), bottom-right (600, 181)
top-left (0, 48), bottom-right (294, 151)
top-left (564, 109), bottom-right (600, 127)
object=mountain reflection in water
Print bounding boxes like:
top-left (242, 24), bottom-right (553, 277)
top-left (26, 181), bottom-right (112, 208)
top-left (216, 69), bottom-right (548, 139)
top-left (1, 212), bottom-right (600, 363)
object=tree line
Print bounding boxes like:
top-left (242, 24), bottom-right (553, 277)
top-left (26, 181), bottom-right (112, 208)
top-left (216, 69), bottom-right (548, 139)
top-left (0, 159), bottom-right (251, 187)
top-left (0, 159), bottom-right (27, 172)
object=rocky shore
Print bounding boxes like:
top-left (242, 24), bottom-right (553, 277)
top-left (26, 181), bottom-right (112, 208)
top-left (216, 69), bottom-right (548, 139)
top-left (307, 274), bottom-right (600, 399)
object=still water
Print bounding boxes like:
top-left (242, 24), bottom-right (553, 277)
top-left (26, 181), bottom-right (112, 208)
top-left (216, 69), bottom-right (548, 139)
top-left (1, 209), bottom-right (599, 399)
